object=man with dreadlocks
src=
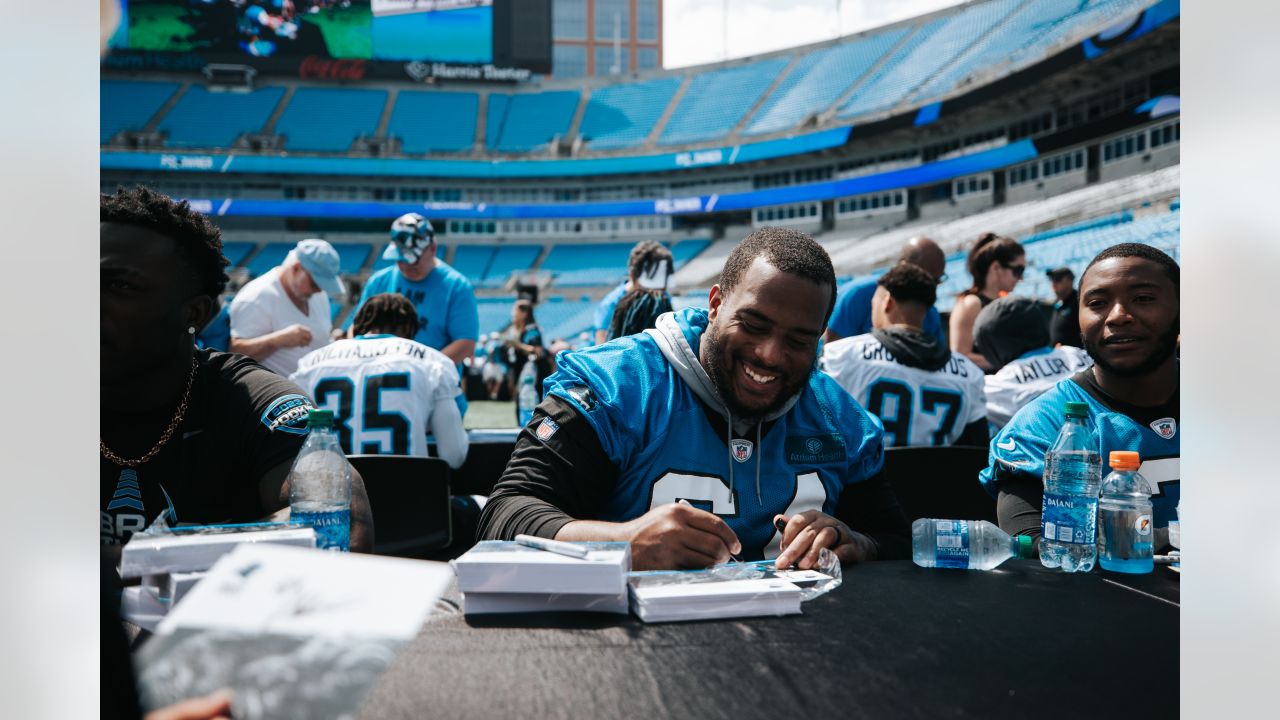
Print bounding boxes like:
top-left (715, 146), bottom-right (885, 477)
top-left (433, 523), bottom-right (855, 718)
top-left (607, 288), bottom-right (673, 341)
top-left (479, 228), bottom-right (909, 572)
top-left (100, 186), bottom-right (373, 550)
top-left (593, 240), bottom-right (676, 345)
top-left (290, 293), bottom-right (469, 469)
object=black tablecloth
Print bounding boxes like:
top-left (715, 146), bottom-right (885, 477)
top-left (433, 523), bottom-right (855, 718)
top-left (359, 560), bottom-right (1179, 719)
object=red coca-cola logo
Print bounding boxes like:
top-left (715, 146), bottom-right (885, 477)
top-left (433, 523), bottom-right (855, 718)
top-left (298, 56), bottom-right (367, 81)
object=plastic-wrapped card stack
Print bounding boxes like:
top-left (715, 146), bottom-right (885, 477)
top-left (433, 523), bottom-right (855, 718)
top-left (451, 540), bottom-right (632, 615)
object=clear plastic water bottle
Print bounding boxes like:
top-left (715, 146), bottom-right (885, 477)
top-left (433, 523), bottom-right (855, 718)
top-left (1097, 451), bottom-right (1154, 574)
top-left (912, 519), bottom-right (1035, 570)
top-left (517, 354), bottom-right (538, 427)
top-left (288, 409), bottom-right (351, 552)
top-left (1040, 401), bottom-right (1102, 572)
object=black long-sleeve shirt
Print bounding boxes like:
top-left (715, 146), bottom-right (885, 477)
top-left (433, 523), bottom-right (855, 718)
top-left (477, 395), bottom-right (911, 560)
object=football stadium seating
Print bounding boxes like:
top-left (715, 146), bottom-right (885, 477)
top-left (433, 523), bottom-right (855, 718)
top-left (658, 56), bottom-right (792, 145)
top-left (487, 91), bottom-right (581, 153)
top-left (579, 77), bottom-right (683, 150)
top-left (100, 79), bottom-right (179, 144)
top-left (275, 88), bottom-right (388, 152)
top-left (156, 85), bottom-right (285, 148)
top-left (388, 91), bottom-right (479, 153)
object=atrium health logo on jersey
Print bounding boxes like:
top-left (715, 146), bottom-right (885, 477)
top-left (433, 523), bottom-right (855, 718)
top-left (731, 439), bottom-right (753, 463)
top-left (260, 394), bottom-right (317, 435)
top-left (1150, 417), bottom-right (1177, 440)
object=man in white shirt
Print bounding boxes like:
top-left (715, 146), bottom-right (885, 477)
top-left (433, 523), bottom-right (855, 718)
top-left (230, 238), bottom-right (342, 376)
top-left (973, 295), bottom-right (1093, 429)
top-left (823, 262), bottom-right (988, 448)
top-left (290, 293), bottom-right (469, 469)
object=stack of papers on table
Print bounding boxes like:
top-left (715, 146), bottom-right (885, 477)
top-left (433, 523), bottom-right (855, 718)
top-left (452, 541), bottom-right (631, 615)
top-left (136, 544), bottom-right (453, 720)
top-left (628, 564), bottom-right (832, 623)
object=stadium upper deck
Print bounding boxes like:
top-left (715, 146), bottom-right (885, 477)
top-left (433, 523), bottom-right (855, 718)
top-left (102, 0), bottom-right (1176, 171)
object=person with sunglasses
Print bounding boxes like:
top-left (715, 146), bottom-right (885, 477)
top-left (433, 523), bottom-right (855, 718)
top-left (949, 232), bottom-right (1027, 372)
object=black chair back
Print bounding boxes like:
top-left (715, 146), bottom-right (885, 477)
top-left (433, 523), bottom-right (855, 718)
top-left (347, 454), bottom-right (452, 558)
top-left (882, 445), bottom-right (997, 523)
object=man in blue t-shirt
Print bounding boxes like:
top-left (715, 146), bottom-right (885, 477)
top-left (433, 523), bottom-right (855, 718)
top-left (981, 243), bottom-right (1179, 550)
top-left (347, 213), bottom-right (479, 413)
top-left (479, 228), bottom-right (909, 571)
top-left (824, 237), bottom-right (947, 345)
top-left (592, 240), bottom-right (674, 345)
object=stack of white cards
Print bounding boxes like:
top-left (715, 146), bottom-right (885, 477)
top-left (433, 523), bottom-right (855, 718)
top-left (451, 540), bottom-right (632, 615)
top-left (628, 566), bottom-right (832, 623)
top-left (118, 522), bottom-right (317, 631)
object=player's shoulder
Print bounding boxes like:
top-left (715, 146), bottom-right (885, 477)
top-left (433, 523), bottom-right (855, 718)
top-left (1003, 376), bottom-right (1089, 431)
top-left (949, 350), bottom-right (985, 383)
top-left (434, 261), bottom-right (474, 291)
top-left (199, 350), bottom-right (313, 427)
top-left (365, 265), bottom-right (398, 288)
top-left (229, 270), bottom-right (275, 305)
top-left (824, 332), bottom-right (876, 360)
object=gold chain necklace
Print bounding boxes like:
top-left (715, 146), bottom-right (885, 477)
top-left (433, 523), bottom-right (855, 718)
top-left (100, 359), bottom-right (199, 468)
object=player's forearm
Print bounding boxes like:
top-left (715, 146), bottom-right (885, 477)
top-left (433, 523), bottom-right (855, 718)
top-left (348, 468), bottom-right (374, 553)
top-left (553, 519), bottom-right (630, 543)
top-left (432, 398), bottom-right (469, 470)
top-left (441, 339), bottom-right (477, 365)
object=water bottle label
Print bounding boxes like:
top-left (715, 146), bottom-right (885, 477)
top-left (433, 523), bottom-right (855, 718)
top-left (1042, 493), bottom-right (1097, 545)
top-left (933, 520), bottom-right (970, 569)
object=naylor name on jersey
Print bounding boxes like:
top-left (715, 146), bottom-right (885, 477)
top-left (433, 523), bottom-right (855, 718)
top-left (1008, 354), bottom-right (1090, 385)
top-left (859, 343), bottom-right (972, 378)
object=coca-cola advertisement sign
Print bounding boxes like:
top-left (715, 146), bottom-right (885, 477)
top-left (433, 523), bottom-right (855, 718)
top-left (299, 57), bottom-right (369, 81)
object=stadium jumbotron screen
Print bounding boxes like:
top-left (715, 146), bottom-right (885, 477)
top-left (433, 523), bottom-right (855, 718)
top-left (108, 0), bottom-right (549, 75)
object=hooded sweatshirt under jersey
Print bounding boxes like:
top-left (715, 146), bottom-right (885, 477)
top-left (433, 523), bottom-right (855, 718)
top-left (476, 307), bottom-right (911, 560)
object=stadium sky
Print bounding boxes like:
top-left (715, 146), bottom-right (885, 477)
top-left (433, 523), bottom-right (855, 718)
top-left (663, 0), bottom-right (966, 69)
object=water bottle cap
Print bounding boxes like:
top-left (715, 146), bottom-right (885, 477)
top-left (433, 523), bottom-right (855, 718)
top-left (307, 409), bottom-right (334, 428)
top-left (1109, 450), bottom-right (1140, 470)
top-left (1063, 401), bottom-right (1089, 418)
top-left (1016, 534), bottom-right (1035, 559)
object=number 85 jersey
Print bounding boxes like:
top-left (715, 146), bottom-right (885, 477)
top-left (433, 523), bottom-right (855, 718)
top-left (823, 331), bottom-right (987, 448)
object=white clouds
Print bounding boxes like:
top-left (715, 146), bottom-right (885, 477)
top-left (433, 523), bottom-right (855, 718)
top-left (662, 0), bottom-right (967, 69)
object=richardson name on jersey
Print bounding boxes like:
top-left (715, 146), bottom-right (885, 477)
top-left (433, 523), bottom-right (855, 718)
top-left (861, 343), bottom-right (971, 378)
top-left (298, 338), bottom-right (432, 367)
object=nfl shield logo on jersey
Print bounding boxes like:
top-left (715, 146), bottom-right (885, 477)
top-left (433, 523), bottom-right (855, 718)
top-left (730, 439), bottom-right (753, 463)
top-left (1149, 417), bottom-right (1177, 439)
top-left (535, 417), bottom-right (560, 442)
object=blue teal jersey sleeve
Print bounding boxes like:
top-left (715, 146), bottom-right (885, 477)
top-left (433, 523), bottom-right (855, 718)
top-left (522, 325), bottom-right (544, 349)
top-left (810, 371), bottom-right (886, 484)
top-left (979, 382), bottom-right (1073, 497)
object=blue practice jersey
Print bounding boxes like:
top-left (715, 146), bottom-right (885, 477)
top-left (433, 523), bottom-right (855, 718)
top-left (544, 307), bottom-right (886, 560)
top-left (829, 277), bottom-right (945, 343)
top-left (980, 374), bottom-right (1180, 528)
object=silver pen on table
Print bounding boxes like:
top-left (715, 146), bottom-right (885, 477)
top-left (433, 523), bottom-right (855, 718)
top-left (514, 533), bottom-right (591, 559)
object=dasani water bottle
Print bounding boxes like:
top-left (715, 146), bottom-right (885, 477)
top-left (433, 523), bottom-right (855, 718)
top-left (912, 519), bottom-right (1035, 570)
top-left (1039, 401), bottom-right (1101, 572)
top-left (288, 409), bottom-right (352, 552)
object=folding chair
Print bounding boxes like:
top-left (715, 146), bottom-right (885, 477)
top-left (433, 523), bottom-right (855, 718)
top-left (882, 445), bottom-right (997, 523)
top-left (347, 455), bottom-right (452, 558)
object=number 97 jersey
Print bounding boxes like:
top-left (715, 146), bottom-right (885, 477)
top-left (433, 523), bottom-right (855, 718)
top-left (289, 335), bottom-right (460, 457)
top-left (823, 332), bottom-right (987, 448)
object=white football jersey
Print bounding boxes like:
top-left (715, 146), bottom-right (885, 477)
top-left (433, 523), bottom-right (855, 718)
top-left (290, 335), bottom-right (461, 458)
top-left (823, 332), bottom-right (987, 448)
top-left (985, 346), bottom-right (1093, 430)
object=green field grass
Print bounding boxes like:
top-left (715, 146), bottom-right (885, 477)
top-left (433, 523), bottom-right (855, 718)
top-left (465, 401), bottom-right (517, 430)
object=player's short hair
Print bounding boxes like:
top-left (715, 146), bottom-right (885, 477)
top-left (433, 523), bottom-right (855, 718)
top-left (101, 185), bottom-right (229, 300)
top-left (628, 240), bottom-right (674, 280)
top-left (609, 288), bottom-right (673, 340)
top-left (352, 293), bottom-right (420, 339)
top-left (1081, 243), bottom-right (1179, 292)
top-left (719, 227), bottom-right (837, 324)
top-left (877, 262), bottom-right (938, 308)
top-left (962, 232), bottom-right (1024, 297)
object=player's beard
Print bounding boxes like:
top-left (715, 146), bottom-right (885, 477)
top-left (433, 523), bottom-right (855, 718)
top-left (701, 321), bottom-right (811, 424)
top-left (1083, 319), bottom-right (1179, 378)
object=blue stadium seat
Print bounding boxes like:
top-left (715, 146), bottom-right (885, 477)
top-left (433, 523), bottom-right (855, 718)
top-left (536, 299), bottom-right (597, 341)
top-left (839, 0), bottom-right (1019, 120)
top-left (332, 243), bottom-right (372, 275)
top-left (579, 77), bottom-right (683, 150)
top-left (477, 298), bottom-right (515, 336)
top-left (451, 245), bottom-right (495, 282)
top-left (670, 239), bottom-right (711, 268)
top-left (221, 241), bottom-right (256, 269)
top-left (659, 56), bottom-right (792, 145)
top-left (911, 0), bottom-right (1147, 104)
top-left (540, 243), bottom-right (634, 287)
top-left (158, 86), bottom-right (285, 148)
top-left (388, 91), bottom-right (479, 153)
top-left (482, 245), bottom-right (543, 288)
top-left (244, 244), bottom-right (293, 279)
top-left (487, 91), bottom-right (581, 153)
top-left (744, 29), bottom-right (906, 136)
top-left (275, 88), bottom-right (388, 152)
top-left (101, 80), bottom-right (180, 144)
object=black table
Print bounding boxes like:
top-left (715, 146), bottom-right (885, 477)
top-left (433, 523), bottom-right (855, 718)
top-left (359, 560), bottom-right (1179, 719)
